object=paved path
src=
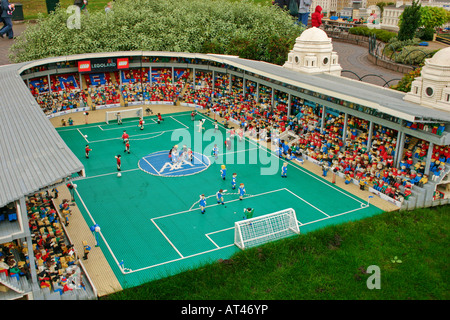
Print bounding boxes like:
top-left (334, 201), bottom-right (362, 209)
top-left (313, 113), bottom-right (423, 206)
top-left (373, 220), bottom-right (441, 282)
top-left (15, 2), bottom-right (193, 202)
top-left (0, 22), bottom-right (28, 65)
top-left (332, 40), bottom-right (405, 87)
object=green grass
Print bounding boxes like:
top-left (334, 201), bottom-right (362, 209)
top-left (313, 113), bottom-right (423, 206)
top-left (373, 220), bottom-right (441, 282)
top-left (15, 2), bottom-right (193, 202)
top-left (102, 205), bottom-right (449, 300)
top-left (18, 0), bottom-right (110, 20)
top-left (19, 0), bottom-right (273, 20)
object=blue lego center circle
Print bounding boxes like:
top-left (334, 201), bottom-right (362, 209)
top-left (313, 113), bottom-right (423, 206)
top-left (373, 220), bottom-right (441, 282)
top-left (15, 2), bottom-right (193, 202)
top-left (138, 150), bottom-right (210, 177)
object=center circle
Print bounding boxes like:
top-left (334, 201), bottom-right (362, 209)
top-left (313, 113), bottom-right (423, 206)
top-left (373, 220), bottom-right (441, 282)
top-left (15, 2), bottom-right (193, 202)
top-left (138, 150), bottom-right (211, 177)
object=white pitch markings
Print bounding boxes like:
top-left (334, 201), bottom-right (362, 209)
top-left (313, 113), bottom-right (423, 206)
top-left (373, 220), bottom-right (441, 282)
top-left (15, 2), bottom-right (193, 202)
top-left (150, 219), bottom-right (184, 259)
top-left (77, 128), bottom-right (89, 143)
top-left (283, 188), bottom-right (330, 217)
top-left (170, 115), bottom-right (189, 128)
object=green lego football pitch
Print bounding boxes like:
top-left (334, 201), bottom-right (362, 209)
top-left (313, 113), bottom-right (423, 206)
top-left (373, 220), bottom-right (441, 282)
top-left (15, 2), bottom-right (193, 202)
top-left (56, 110), bottom-right (383, 288)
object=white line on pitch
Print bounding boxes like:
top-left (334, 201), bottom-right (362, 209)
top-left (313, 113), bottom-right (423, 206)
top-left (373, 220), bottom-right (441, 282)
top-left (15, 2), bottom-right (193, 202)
top-left (77, 128), bottom-right (89, 143)
top-left (205, 234), bottom-right (221, 249)
top-left (153, 188), bottom-right (286, 221)
top-left (298, 205), bottom-right (367, 227)
top-left (143, 157), bottom-right (161, 176)
top-left (283, 188), bottom-right (329, 217)
top-left (98, 120), bottom-right (159, 131)
top-left (207, 147), bottom-right (259, 159)
top-left (170, 115), bottom-right (189, 128)
top-left (73, 187), bottom-right (125, 273)
top-left (123, 243), bottom-right (235, 274)
top-left (88, 127), bottom-right (184, 143)
top-left (81, 168), bottom-right (140, 180)
top-left (150, 219), bottom-right (184, 258)
top-left (198, 113), bottom-right (365, 206)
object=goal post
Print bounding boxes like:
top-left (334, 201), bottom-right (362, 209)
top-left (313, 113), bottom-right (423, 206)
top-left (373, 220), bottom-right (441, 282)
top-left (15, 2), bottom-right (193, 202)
top-left (105, 107), bottom-right (143, 124)
top-left (234, 208), bottom-right (300, 250)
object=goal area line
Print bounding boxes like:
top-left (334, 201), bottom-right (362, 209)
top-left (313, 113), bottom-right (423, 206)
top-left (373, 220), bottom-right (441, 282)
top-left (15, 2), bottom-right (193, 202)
top-left (75, 183), bottom-right (370, 276)
top-left (141, 188), bottom-right (368, 274)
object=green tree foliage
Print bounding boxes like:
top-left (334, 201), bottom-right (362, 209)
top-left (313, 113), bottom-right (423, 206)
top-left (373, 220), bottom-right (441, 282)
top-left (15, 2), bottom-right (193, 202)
top-left (398, 0), bottom-right (421, 41)
top-left (419, 6), bottom-right (449, 32)
top-left (9, 0), bottom-right (304, 64)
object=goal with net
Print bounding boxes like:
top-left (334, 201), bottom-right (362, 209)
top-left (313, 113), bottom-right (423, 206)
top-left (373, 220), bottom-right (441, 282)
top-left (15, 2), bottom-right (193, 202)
top-left (234, 208), bottom-right (300, 250)
top-left (105, 107), bottom-right (143, 124)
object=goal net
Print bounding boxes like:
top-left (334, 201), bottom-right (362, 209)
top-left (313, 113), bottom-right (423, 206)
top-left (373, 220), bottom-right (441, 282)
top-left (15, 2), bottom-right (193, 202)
top-left (234, 208), bottom-right (300, 250)
top-left (105, 107), bottom-right (143, 124)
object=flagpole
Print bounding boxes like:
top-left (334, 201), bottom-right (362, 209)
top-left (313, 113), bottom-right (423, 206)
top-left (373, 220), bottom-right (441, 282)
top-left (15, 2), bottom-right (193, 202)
top-left (367, 195), bottom-right (373, 207)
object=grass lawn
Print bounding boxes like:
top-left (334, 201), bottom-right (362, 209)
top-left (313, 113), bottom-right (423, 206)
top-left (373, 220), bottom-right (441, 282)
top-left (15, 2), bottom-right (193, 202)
top-left (102, 204), bottom-right (449, 300)
top-left (18, 0), bottom-right (274, 20)
top-left (18, 0), bottom-right (110, 19)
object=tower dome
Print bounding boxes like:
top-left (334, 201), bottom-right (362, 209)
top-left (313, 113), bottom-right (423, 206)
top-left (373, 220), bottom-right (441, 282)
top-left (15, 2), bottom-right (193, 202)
top-left (404, 47), bottom-right (450, 111)
top-left (283, 27), bottom-right (342, 76)
top-left (297, 27), bottom-right (330, 42)
top-left (427, 46), bottom-right (450, 67)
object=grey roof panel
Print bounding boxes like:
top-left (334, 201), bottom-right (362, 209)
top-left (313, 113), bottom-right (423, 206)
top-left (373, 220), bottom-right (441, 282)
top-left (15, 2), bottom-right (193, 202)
top-left (0, 64), bottom-right (84, 207)
top-left (209, 54), bottom-right (450, 122)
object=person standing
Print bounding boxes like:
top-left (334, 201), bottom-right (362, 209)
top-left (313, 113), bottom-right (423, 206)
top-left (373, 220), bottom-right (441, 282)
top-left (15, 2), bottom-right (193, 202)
top-left (272, 0), bottom-right (289, 10)
top-left (298, 0), bottom-right (311, 27)
top-left (85, 144), bottom-right (92, 158)
top-left (0, 0), bottom-right (15, 39)
top-left (124, 140), bottom-right (130, 154)
top-left (74, 0), bottom-right (88, 11)
top-left (281, 162), bottom-right (288, 178)
top-left (199, 194), bottom-right (207, 214)
top-left (243, 207), bottom-right (254, 220)
top-left (216, 189), bottom-right (225, 205)
top-left (238, 183), bottom-right (246, 200)
top-left (231, 173), bottom-right (237, 190)
top-left (0, 0), bottom-right (14, 40)
top-left (115, 155), bottom-right (121, 171)
top-left (121, 130), bottom-right (129, 143)
top-left (220, 165), bottom-right (226, 180)
top-left (311, 5), bottom-right (323, 28)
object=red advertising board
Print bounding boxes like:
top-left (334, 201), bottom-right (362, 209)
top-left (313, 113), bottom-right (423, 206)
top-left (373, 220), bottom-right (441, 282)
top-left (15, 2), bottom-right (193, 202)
top-left (117, 58), bottom-right (129, 69)
top-left (78, 60), bottom-right (91, 72)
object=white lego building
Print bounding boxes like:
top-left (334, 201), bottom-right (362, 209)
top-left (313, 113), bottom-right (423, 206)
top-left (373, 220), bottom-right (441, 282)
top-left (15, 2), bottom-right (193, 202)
top-left (404, 46), bottom-right (450, 112)
top-left (283, 27), bottom-right (342, 76)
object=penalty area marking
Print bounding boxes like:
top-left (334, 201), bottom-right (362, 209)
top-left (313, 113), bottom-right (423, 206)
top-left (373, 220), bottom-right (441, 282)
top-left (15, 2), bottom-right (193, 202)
top-left (197, 112), bottom-right (367, 207)
top-left (73, 184), bottom-right (372, 275)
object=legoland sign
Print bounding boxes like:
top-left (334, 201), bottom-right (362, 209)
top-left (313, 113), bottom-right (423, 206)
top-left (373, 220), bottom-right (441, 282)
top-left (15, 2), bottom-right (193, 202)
top-left (78, 57), bottom-right (129, 73)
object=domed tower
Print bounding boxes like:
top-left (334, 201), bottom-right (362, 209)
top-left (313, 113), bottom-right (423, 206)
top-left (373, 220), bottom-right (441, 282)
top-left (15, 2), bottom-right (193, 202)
top-left (404, 47), bottom-right (450, 112)
top-left (283, 27), bottom-right (342, 76)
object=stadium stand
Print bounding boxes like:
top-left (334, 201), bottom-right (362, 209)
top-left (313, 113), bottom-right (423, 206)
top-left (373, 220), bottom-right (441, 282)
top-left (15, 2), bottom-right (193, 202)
top-left (1, 49), bottom-right (449, 299)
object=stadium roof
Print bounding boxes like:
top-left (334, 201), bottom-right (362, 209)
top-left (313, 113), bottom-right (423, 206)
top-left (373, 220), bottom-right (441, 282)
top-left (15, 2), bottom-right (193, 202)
top-left (1, 50), bottom-right (449, 207)
top-left (20, 50), bottom-right (450, 123)
top-left (206, 54), bottom-right (450, 123)
top-left (0, 63), bottom-right (84, 208)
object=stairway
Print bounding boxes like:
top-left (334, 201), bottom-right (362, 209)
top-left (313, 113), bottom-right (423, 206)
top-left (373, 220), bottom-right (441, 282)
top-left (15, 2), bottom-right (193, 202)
top-left (0, 272), bottom-right (28, 299)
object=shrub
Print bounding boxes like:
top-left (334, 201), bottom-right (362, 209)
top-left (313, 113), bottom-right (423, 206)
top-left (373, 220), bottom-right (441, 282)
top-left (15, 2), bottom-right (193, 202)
top-left (10, 0), bottom-right (304, 65)
top-left (349, 26), bottom-right (397, 43)
top-left (390, 67), bottom-right (421, 92)
top-left (416, 27), bottom-right (435, 41)
top-left (393, 46), bottom-right (437, 65)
